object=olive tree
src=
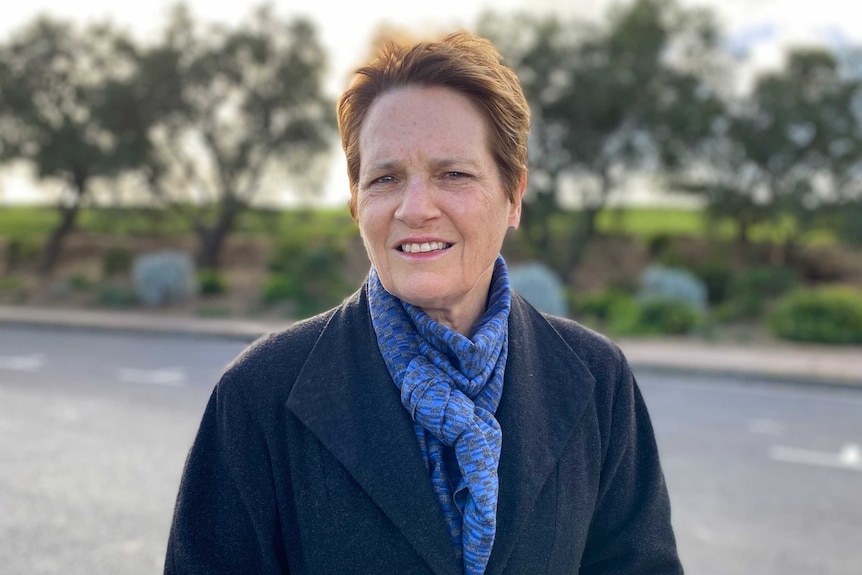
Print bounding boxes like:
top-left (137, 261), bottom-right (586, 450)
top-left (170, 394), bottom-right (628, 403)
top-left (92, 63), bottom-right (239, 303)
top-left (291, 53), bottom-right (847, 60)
top-left (138, 3), bottom-right (336, 269)
top-left (683, 48), bottom-right (862, 258)
top-left (0, 17), bottom-right (148, 273)
top-left (478, 0), bottom-right (725, 277)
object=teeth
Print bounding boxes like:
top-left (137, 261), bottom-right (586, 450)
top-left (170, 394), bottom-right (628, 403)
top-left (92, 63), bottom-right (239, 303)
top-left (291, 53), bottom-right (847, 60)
top-left (401, 242), bottom-right (450, 253)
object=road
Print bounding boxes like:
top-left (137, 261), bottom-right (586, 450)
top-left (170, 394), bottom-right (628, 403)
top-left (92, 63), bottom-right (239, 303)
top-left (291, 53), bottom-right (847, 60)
top-left (0, 325), bottom-right (240, 575)
top-left (1, 325), bottom-right (860, 574)
top-left (643, 369), bottom-right (862, 575)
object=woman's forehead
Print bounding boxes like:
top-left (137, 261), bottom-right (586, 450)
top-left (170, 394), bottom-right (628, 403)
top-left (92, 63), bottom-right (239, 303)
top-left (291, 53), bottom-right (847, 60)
top-left (359, 87), bottom-right (492, 165)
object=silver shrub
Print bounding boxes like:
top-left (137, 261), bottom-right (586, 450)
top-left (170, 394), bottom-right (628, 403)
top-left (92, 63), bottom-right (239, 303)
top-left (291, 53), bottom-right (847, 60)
top-left (132, 250), bottom-right (197, 307)
top-left (509, 261), bottom-right (569, 317)
top-left (637, 264), bottom-right (708, 311)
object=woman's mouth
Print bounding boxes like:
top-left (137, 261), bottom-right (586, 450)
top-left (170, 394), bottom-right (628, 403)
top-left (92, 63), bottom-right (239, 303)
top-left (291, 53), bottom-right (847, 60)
top-left (398, 241), bottom-right (451, 254)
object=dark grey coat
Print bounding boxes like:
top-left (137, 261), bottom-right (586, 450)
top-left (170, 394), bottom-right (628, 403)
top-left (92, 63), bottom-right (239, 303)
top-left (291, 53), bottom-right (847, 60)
top-left (164, 284), bottom-right (683, 574)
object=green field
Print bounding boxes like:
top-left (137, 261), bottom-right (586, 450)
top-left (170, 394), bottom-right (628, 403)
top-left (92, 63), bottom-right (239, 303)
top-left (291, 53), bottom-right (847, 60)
top-left (596, 207), bottom-right (715, 237)
top-left (0, 204), bottom-right (841, 246)
top-left (0, 205), bottom-right (359, 241)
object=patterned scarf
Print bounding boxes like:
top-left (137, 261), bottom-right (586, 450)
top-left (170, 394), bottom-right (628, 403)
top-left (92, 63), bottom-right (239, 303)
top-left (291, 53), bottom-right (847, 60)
top-left (368, 255), bottom-right (511, 575)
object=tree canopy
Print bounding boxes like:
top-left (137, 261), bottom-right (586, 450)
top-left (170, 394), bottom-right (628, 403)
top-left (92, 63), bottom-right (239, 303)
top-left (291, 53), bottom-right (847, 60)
top-left (0, 3), bottom-right (335, 271)
top-left (678, 47), bottom-right (862, 255)
top-left (1, 0), bottom-right (860, 280)
top-left (0, 17), bottom-right (150, 272)
top-left (137, 3), bottom-right (336, 268)
top-left (478, 0), bottom-right (726, 277)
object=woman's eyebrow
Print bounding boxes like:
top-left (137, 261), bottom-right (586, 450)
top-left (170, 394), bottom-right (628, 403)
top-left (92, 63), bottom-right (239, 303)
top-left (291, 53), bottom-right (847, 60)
top-left (366, 159), bottom-right (402, 173)
top-left (430, 158), bottom-right (482, 171)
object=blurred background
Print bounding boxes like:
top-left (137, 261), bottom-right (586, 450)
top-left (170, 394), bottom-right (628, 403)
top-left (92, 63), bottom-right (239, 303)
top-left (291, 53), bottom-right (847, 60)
top-left (0, 1), bottom-right (860, 573)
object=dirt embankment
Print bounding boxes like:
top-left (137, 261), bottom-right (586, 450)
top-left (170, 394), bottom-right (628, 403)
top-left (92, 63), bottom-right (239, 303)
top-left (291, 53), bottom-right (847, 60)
top-left (3, 231), bottom-right (861, 319)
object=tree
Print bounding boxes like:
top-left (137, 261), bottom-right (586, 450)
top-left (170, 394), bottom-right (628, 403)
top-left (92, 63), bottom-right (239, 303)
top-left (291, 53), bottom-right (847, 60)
top-left (681, 47), bottom-right (862, 259)
top-left (821, 48), bottom-right (862, 247)
top-left (138, 3), bottom-right (336, 269)
top-left (0, 17), bottom-right (149, 274)
top-left (478, 0), bottom-right (725, 278)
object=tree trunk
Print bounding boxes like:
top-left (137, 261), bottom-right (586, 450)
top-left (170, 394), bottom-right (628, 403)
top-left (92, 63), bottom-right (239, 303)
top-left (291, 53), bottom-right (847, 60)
top-left (196, 200), bottom-right (239, 270)
top-left (561, 205), bottom-right (601, 276)
top-left (520, 188), bottom-right (557, 257)
top-left (38, 182), bottom-right (85, 276)
top-left (560, 170), bottom-right (612, 280)
top-left (737, 216), bottom-right (750, 247)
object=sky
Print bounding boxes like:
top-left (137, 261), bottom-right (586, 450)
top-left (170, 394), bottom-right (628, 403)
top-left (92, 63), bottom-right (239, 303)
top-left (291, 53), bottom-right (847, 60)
top-left (2, 0), bottom-right (861, 206)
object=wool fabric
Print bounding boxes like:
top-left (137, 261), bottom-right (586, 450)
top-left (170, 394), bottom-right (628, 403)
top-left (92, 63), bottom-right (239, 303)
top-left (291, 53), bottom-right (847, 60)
top-left (368, 255), bottom-right (512, 575)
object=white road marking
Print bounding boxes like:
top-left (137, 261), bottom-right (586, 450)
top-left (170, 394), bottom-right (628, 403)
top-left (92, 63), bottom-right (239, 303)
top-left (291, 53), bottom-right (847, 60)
top-left (0, 354), bottom-right (45, 371)
top-left (117, 366), bottom-right (187, 387)
top-left (770, 443), bottom-right (862, 471)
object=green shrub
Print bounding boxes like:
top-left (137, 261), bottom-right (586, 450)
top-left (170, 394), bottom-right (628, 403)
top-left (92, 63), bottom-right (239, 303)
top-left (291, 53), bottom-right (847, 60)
top-left (646, 232), bottom-right (674, 260)
top-left (837, 203), bottom-right (862, 246)
top-left (262, 275), bottom-right (295, 303)
top-left (712, 299), bottom-right (752, 323)
top-left (263, 236), bottom-right (354, 318)
top-left (0, 276), bottom-right (28, 302)
top-left (262, 271), bottom-right (352, 318)
top-left (102, 247), bottom-right (133, 278)
top-left (718, 265), bottom-right (799, 320)
top-left (635, 298), bottom-right (701, 335)
top-left (198, 268), bottom-right (228, 295)
top-left (739, 265), bottom-right (798, 298)
top-left (574, 289), bottom-right (700, 336)
top-left (768, 286), bottom-right (862, 344)
top-left (607, 297), bottom-right (644, 335)
top-left (268, 236), bottom-right (345, 274)
top-left (574, 289), bottom-right (635, 323)
top-left (98, 282), bottom-right (138, 307)
top-left (5, 238), bottom-right (41, 272)
top-left (692, 261), bottom-right (735, 305)
top-left (72, 272), bottom-right (96, 291)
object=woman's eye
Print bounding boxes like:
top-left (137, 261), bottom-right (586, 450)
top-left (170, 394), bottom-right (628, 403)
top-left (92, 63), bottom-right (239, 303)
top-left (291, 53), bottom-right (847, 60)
top-left (445, 171), bottom-right (469, 179)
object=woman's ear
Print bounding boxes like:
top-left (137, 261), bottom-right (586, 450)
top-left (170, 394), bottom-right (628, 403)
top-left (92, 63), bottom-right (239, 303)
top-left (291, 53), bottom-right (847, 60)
top-left (507, 170), bottom-right (528, 229)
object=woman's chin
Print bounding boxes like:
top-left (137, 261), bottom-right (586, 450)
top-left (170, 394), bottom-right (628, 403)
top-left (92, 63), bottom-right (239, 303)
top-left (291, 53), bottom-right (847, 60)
top-left (386, 276), bottom-right (457, 310)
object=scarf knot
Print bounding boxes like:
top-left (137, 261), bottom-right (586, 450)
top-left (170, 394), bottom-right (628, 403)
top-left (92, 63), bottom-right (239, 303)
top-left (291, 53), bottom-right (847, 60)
top-left (403, 356), bottom-right (473, 444)
top-left (369, 255), bottom-right (511, 575)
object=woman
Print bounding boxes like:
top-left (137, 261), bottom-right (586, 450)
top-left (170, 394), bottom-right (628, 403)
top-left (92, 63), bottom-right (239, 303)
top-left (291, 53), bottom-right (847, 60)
top-left (165, 31), bottom-right (683, 575)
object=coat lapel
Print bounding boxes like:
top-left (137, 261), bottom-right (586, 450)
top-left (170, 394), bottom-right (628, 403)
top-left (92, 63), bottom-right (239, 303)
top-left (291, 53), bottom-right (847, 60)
top-left (486, 294), bottom-right (597, 575)
top-left (286, 288), bottom-right (461, 575)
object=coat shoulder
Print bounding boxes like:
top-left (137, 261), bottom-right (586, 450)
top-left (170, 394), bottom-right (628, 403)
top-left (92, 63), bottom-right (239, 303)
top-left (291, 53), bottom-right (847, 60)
top-left (215, 290), bottom-right (363, 409)
top-left (512, 291), bottom-right (627, 384)
top-left (541, 313), bottom-right (624, 369)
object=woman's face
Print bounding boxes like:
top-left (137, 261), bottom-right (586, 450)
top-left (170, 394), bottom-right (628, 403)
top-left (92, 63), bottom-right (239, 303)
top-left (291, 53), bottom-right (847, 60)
top-left (357, 86), bottom-right (523, 333)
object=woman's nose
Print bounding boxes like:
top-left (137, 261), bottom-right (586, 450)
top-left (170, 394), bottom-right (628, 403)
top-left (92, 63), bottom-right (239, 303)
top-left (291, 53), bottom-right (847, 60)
top-left (394, 178), bottom-right (440, 226)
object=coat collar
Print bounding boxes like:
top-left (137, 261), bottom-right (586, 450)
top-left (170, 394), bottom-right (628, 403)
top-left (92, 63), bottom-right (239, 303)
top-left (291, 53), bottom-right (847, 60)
top-left (286, 285), bottom-right (596, 575)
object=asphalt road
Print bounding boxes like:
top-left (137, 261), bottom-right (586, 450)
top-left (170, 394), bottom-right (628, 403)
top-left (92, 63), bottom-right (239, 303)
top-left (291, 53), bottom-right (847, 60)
top-left (1, 325), bottom-right (860, 574)
top-left (644, 370), bottom-right (862, 575)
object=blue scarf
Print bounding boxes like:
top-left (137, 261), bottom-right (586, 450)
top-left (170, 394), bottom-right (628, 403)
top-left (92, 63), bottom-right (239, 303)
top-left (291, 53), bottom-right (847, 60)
top-left (368, 255), bottom-right (511, 575)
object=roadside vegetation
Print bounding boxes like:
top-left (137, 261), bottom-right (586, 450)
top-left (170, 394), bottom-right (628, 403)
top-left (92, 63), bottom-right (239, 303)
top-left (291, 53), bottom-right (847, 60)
top-left (2, 0), bottom-right (861, 345)
top-left (2, 204), bottom-right (861, 345)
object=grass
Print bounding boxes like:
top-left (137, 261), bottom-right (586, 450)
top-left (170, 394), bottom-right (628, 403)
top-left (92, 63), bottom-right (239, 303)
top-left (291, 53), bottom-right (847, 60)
top-left (0, 205), bottom-right (360, 240)
top-left (0, 206), bottom-right (58, 240)
top-left (0, 204), bottom-right (842, 246)
top-left (596, 207), bottom-right (718, 238)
